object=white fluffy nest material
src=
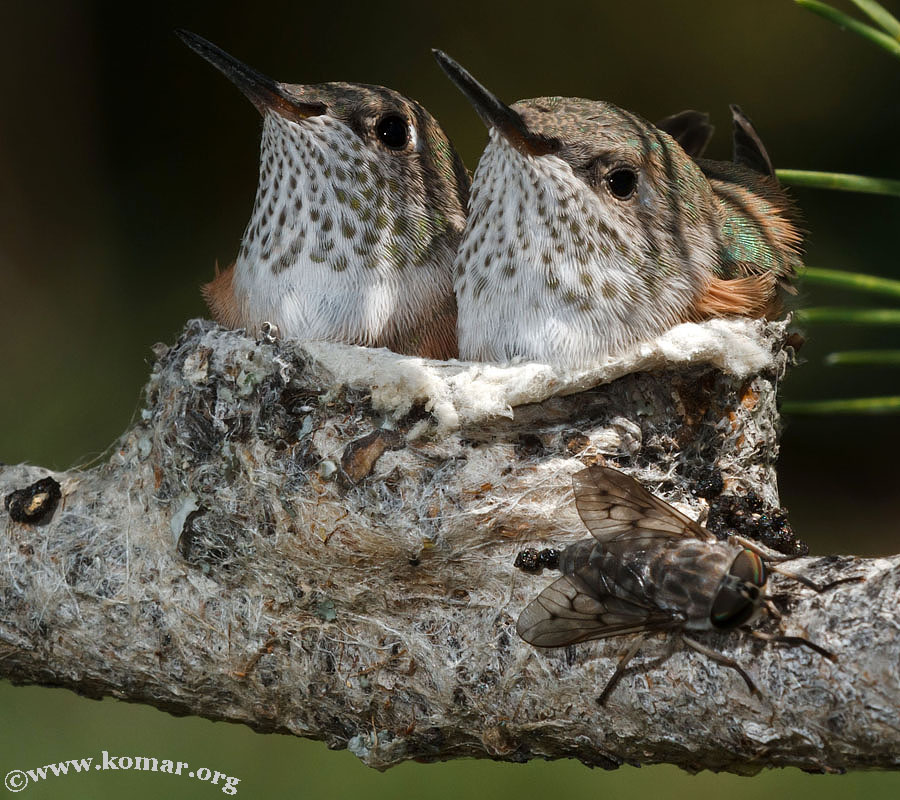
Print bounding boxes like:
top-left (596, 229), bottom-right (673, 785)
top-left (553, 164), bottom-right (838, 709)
top-left (305, 317), bottom-right (786, 434)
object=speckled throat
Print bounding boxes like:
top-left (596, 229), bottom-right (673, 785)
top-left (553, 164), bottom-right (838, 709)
top-left (455, 130), bottom-right (717, 368)
top-left (182, 33), bottom-right (468, 360)
top-left (210, 113), bottom-right (461, 357)
top-left (435, 51), bottom-right (802, 370)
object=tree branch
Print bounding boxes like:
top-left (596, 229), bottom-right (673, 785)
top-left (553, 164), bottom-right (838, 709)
top-left (2, 318), bottom-right (896, 774)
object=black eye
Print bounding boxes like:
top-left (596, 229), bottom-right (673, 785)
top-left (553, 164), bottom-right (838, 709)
top-left (376, 115), bottom-right (409, 150)
top-left (605, 167), bottom-right (637, 199)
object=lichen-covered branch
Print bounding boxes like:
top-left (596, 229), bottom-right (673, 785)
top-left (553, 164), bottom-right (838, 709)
top-left (1, 319), bottom-right (897, 774)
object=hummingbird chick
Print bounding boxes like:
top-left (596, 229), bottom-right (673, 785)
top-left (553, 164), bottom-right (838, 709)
top-left (434, 51), bottom-right (802, 369)
top-left (179, 32), bottom-right (470, 359)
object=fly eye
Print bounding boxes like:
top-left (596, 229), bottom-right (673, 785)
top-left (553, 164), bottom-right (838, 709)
top-left (732, 549), bottom-right (767, 587)
top-left (710, 592), bottom-right (754, 630)
top-left (710, 550), bottom-right (767, 629)
top-left (376, 115), bottom-right (410, 150)
top-left (605, 167), bottom-right (637, 200)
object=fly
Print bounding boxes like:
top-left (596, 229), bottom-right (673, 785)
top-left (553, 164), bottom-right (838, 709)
top-left (516, 465), bottom-right (854, 704)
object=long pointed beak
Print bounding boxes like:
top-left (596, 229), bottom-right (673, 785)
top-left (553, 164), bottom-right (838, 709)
top-left (176, 30), bottom-right (326, 121)
top-left (432, 49), bottom-right (558, 157)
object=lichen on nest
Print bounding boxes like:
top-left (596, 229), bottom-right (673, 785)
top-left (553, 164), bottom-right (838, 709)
top-left (138, 316), bottom-right (798, 588)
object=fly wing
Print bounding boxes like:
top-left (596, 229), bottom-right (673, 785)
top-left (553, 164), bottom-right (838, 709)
top-left (572, 465), bottom-right (714, 545)
top-left (516, 571), bottom-right (678, 647)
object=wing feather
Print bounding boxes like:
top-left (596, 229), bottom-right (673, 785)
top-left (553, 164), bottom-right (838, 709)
top-left (572, 466), bottom-right (713, 544)
top-left (656, 109), bottom-right (715, 159)
top-left (730, 104), bottom-right (775, 178)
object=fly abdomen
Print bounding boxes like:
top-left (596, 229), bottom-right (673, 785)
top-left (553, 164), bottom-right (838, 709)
top-left (557, 539), bottom-right (596, 574)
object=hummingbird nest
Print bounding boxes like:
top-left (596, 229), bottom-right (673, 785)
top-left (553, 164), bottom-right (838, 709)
top-left (2, 318), bottom-right (898, 774)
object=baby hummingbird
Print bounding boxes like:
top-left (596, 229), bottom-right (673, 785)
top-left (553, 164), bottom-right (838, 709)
top-left (434, 51), bottom-right (802, 368)
top-left (179, 32), bottom-right (470, 359)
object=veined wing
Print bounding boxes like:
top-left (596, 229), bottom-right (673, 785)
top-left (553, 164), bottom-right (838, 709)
top-left (572, 466), bottom-right (713, 546)
top-left (516, 570), bottom-right (679, 648)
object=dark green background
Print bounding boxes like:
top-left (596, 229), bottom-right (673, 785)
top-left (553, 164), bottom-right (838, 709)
top-left (1, 0), bottom-right (898, 797)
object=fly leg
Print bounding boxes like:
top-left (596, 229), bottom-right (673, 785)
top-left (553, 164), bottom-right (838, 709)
top-left (730, 535), bottom-right (796, 563)
top-left (596, 632), bottom-right (650, 706)
top-left (751, 560), bottom-right (847, 664)
top-left (744, 628), bottom-right (837, 662)
top-left (766, 564), bottom-right (863, 594)
top-left (761, 598), bottom-right (782, 619)
top-left (732, 535), bottom-right (864, 592)
top-left (681, 634), bottom-right (758, 696)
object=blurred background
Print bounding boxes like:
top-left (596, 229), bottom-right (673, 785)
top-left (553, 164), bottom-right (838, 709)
top-left (1, 0), bottom-right (898, 796)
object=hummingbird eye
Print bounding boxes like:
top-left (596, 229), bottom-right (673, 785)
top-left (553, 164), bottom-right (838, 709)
top-left (376, 114), bottom-right (410, 150)
top-left (605, 167), bottom-right (637, 200)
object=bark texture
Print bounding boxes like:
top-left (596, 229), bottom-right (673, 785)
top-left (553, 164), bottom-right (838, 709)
top-left (1, 318), bottom-right (897, 774)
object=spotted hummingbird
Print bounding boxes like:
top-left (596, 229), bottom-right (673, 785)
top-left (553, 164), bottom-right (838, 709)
top-left (434, 50), bottom-right (802, 369)
top-left (178, 32), bottom-right (470, 359)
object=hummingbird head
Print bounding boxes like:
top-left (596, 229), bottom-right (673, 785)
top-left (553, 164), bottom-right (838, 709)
top-left (178, 31), bottom-right (469, 350)
top-left (434, 50), bottom-right (801, 366)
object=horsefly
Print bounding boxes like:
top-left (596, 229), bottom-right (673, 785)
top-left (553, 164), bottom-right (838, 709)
top-left (516, 465), bottom-right (851, 704)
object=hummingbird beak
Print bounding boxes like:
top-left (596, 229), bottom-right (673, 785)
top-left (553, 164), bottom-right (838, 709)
top-left (432, 49), bottom-right (558, 157)
top-left (176, 30), bottom-right (326, 121)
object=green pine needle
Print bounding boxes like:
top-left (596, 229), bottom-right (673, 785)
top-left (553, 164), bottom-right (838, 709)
top-left (798, 267), bottom-right (900, 299)
top-left (776, 169), bottom-right (900, 196)
top-left (850, 0), bottom-right (900, 38)
top-left (796, 308), bottom-right (900, 324)
top-left (791, 0), bottom-right (900, 415)
top-left (782, 396), bottom-right (900, 414)
top-left (795, 0), bottom-right (900, 59)
top-left (825, 350), bottom-right (900, 365)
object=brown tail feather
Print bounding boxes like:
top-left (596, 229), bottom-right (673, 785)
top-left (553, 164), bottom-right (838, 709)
top-left (693, 273), bottom-right (782, 320)
top-left (201, 263), bottom-right (244, 328)
top-left (386, 292), bottom-right (459, 359)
